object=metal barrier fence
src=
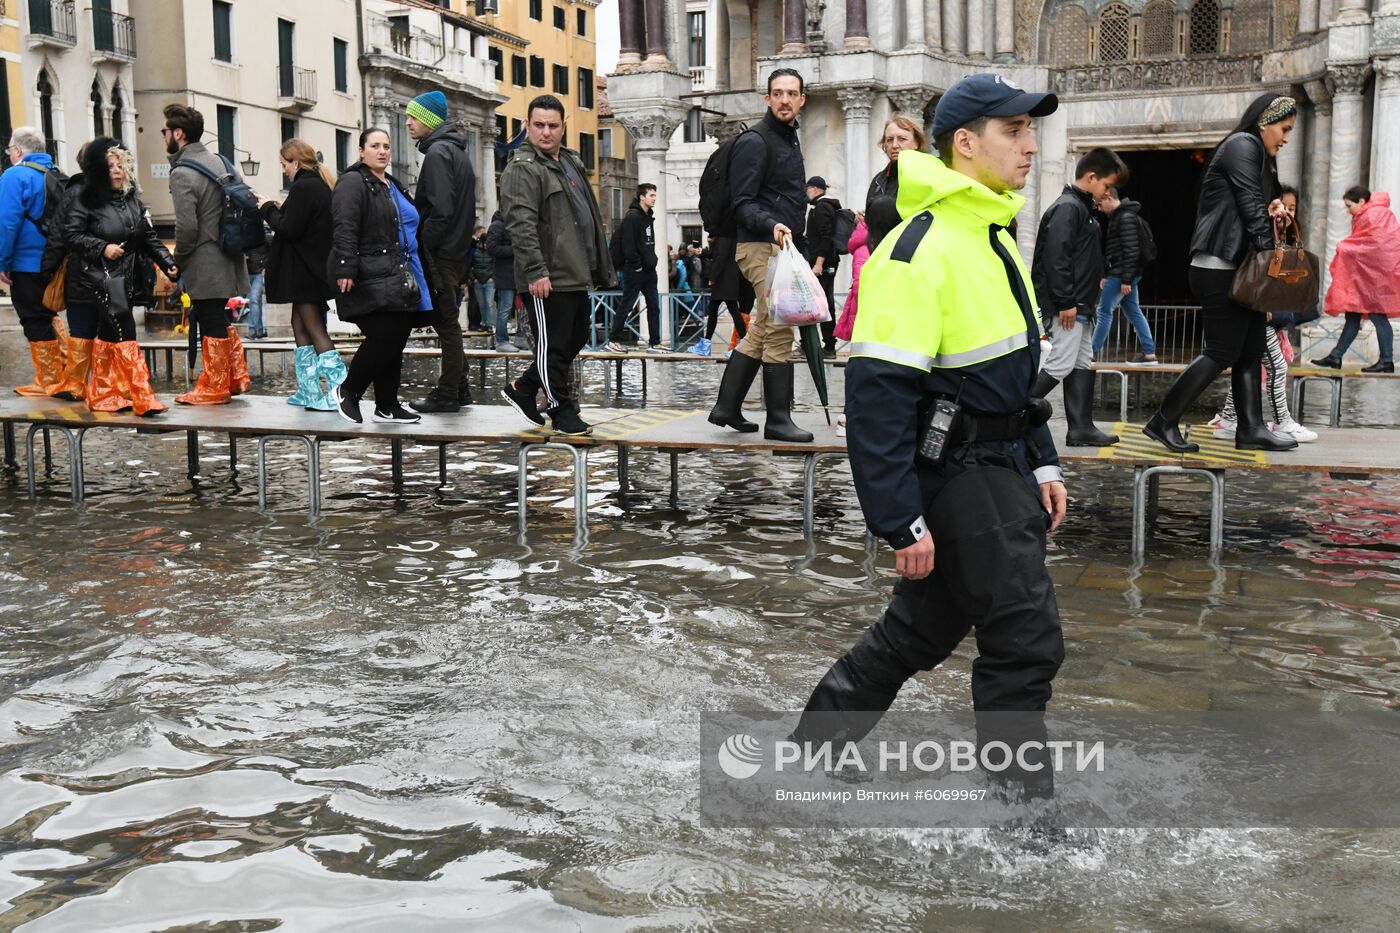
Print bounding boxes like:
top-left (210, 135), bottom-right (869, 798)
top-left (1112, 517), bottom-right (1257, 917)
top-left (590, 290), bottom-right (851, 351)
top-left (1096, 304), bottom-right (1204, 364)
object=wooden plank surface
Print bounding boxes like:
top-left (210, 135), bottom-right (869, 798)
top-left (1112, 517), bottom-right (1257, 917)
top-left (0, 396), bottom-right (1395, 475)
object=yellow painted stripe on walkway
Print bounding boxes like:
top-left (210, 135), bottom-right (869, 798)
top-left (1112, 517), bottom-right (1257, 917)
top-left (1102, 422), bottom-right (1267, 465)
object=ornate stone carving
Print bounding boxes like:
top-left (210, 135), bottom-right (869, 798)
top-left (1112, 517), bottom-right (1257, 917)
top-left (1051, 55), bottom-right (1264, 94)
top-left (1015, 0), bottom-right (1040, 62)
top-left (836, 87), bottom-right (876, 123)
top-left (706, 116), bottom-right (758, 142)
top-left (1371, 57), bottom-right (1400, 82)
top-left (615, 111), bottom-right (686, 151)
top-left (888, 88), bottom-right (930, 116)
top-left (805, 0), bottom-right (828, 53)
top-left (1304, 78), bottom-right (1333, 114)
top-left (1325, 61), bottom-right (1371, 96)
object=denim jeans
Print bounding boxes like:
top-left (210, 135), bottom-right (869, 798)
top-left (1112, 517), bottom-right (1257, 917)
top-left (1091, 275), bottom-right (1155, 356)
top-left (1335, 312), bottom-right (1395, 362)
top-left (474, 281), bottom-right (497, 339)
top-left (245, 272), bottom-right (265, 335)
top-left (494, 287), bottom-right (516, 343)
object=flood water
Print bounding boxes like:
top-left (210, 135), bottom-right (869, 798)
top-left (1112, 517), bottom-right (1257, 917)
top-left (2, 323), bottom-right (1399, 931)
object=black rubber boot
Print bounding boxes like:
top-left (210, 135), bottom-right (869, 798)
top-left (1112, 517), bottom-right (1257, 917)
top-left (1142, 355), bottom-right (1223, 454)
top-left (1062, 368), bottom-right (1118, 447)
top-left (707, 351), bottom-right (760, 433)
top-left (762, 362), bottom-right (814, 443)
top-left (1031, 371), bottom-right (1059, 400)
top-left (1232, 366), bottom-right (1298, 451)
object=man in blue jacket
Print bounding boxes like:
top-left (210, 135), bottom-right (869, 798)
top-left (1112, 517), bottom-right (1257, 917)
top-left (0, 126), bottom-right (68, 397)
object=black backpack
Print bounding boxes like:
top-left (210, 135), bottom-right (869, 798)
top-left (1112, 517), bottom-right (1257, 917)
top-left (698, 126), bottom-right (776, 237)
top-left (175, 153), bottom-right (266, 254)
top-left (18, 163), bottom-right (70, 240)
top-left (1137, 214), bottom-right (1158, 265)
top-left (833, 207), bottom-right (857, 256)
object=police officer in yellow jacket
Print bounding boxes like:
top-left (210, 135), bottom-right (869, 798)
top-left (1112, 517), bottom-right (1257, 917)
top-left (795, 76), bottom-right (1069, 775)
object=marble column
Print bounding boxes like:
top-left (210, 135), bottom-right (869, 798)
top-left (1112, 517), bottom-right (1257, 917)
top-left (905, 0), bottom-right (926, 49)
top-left (782, 0), bottom-right (806, 53)
top-left (1299, 0), bottom-right (1320, 33)
top-left (1324, 64), bottom-right (1370, 278)
top-left (1333, 0), bottom-right (1370, 23)
top-left (1303, 79), bottom-right (1333, 262)
top-left (644, 0), bottom-right (672, 67)
top-left (966, 0), bottom-right (986, 58)
top-left (618, 0), bottom-right (643, 71)
top-left (1275, 104), bottom-right (1304, 190)
top-left (995, 0), bottom-right (1015, 57)
top-left (840, 88), bottom-right (876, 212)
top-left (942, 0), bottom-right (965, 54)
top-left (845, 0), bottom-right (871, 48)
top-left (1371, 58), bottom-right (1400, 194)
top-left (925, 0), bottom-right (943, 50)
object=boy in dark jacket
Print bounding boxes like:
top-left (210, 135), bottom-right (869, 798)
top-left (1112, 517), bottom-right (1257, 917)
top-left (606, 183), bottom-right (663, 351)
top-left (1031, 146), bottom-right (1127, 447)
top-left (802, 176), bottom-right (841, 357)
top-left (405, 90), bottom-right (478, 414)
top-left (1091, 188), bottom-right (1157, 364)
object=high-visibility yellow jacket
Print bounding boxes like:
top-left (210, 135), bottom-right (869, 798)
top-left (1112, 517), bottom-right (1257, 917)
top-left (846, 151), bottom-right (1060, 549)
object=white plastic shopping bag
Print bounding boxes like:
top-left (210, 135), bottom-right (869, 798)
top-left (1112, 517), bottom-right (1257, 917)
top-left (765, 239), bottom-right (832, 326)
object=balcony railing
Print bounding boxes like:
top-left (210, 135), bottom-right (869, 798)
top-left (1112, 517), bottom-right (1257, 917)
top-left (91, 8), bottom-right (136, 60)
top-left (365, 14), bottom-right (500, 94)
top-left (277, 66), bottom-right (317, 111)
top-left (689, 65), bottom-right (713, 90)
top-left (27, 0), bottom-right (77, 47)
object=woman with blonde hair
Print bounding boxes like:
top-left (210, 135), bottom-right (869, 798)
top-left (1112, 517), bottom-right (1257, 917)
top-left (256, 139), bottom-right (342, 409)
top-left (62, 137), bottom-right (178, 414)
top-left (865, 111), bottom-right (927, 209)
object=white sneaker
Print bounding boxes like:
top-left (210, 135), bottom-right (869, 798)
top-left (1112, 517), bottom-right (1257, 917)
top-left (836, 413), bottom-right (847, 438)
top-left (1277, 420), bottom-right (1318, 442)
top-left (1209, 415), bottom-right (1236, 439)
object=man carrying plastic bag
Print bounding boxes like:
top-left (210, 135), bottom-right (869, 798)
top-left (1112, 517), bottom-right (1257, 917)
top-left (705, 68), bottom-right (815, 443)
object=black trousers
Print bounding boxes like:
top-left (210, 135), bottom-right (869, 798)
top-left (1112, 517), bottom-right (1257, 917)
top-left (798, 445), bottom-right (1063, 745)
top-left (1191, 266), bottom-right (1266, 370)
top-left (609, 266), bottom-right (661, 345)
top-left (428, 258), bottom-right (466, 395)
top-left (817, 270), bottom-right (837, 351)
top-left (344, 309), bottom-right (414, 407)
top-left (191, 296), bottom-right (233, 338)
top-left (516, 290), bottom-right (590, 413)
top-left (11, 272), bottom-right (58, 341)
top-left (705, 297), bottom-right (751, 341)
top-left (68, 301), bottom-right (135, 342)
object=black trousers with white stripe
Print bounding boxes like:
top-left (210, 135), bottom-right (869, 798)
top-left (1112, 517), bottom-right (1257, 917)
top-left (514, 290), bottom-right (590, 414)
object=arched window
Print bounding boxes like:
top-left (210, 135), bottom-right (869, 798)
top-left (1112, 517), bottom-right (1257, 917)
top-left (1189, 0), bottom-right (1221, 56)
top-left (91, 79), bottom-right (105, 137)
top-left (37, 71), bottom-right (57, 157)
top-left (1231, 0), bottom-right (1273, 52)
top-left (110, 86), bottom-right (124, 145)
top-left (1142, 0), bottom-right (1176, 57)
top-left (1052, 5), bottom-right (1091, 67)
top-left (1098, 3), bottom-right (1131, 62)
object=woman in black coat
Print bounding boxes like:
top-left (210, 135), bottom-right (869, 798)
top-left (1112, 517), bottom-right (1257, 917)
top-left (1144, 92), bottom-right (1298, 454)
top-left (327, 128), bottom-right (433, 425)
top-left (63, 137), bottom-right (178, 415)
top-left (256, 139), bottom-right (341, 411)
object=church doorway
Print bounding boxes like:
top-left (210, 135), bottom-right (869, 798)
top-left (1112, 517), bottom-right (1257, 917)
top-left (1117, 148), bottom-right (1210, 305)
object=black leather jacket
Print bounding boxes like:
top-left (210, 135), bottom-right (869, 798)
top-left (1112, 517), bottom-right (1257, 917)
top-left (1190, 132), bottom-right (1278, 265)
top-left (63, 189), bottom-right (175, 306)
top-left (730, 110), bottom-right (806, 248)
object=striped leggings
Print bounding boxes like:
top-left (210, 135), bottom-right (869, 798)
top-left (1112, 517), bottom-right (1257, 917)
top-left (1219, 327), bottom-right (1293, 425)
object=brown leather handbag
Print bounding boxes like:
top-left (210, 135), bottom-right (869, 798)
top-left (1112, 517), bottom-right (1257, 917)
top-left (1228, 215), bottom-right (1319, 314)
top-left (42, 258), bottom-right (67, 312)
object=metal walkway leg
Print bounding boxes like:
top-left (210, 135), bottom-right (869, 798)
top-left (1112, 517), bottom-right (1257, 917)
top-left (391, 438), bottom-right (404, 491)
top-left (25, 424), bottom-right (87, 505)
top-left (3, 422), bottom-right (15, 471)
top-left (799, 451), bottom-right (849, 541)
top-left (617, 445), bottom-right (629, 497)
top-left (1131, 464), bottom-right (1227, 561)
top-left (669, 450), bottom-right (679, 504)
top-left (518, 441), bottom-right (590, 541)
top-left (186, 430), bottom-right (200, 478)
top-left (438, 443), bottom-right (448, 486)
top-left (257, 434), bottom-right (321, 516)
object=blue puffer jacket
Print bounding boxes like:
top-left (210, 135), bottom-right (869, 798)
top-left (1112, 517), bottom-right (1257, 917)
top-left (0, 153), bottom-right (56, 273)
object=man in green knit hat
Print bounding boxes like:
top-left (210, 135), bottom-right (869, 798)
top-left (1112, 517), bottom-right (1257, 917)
top-left (405, 89), bottom-right (479, 415)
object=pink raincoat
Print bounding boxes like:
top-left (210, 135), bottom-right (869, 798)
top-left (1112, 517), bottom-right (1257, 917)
top-left (1324, 192), bottom-right (1400, 318)
top-left (834, 220), bottom-right (869, 341)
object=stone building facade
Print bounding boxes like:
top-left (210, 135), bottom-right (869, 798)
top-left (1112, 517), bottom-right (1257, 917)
top-left (607, 0), bottom-right (1400, 302)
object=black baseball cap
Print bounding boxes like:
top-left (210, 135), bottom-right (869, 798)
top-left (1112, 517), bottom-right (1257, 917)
top-left (806, 176), bottom-right (827, 189)
top-left (932, 73), bottom-right (1058, 139)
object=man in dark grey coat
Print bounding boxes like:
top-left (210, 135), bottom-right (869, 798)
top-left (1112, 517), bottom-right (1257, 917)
top-left (165, 103), bottom-right (251, 405)
top-left (405, 90), bottom-right (478, 414)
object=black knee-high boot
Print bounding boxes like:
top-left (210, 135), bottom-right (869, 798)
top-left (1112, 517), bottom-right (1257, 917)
top-left (1143, 355), bottom-right (1223, 453)
top-left (1231, 366), bottom-right (1298, 451)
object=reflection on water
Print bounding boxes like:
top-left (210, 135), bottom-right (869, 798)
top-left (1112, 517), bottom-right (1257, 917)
top-left (1, 331), bottom-right (1399, 929)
